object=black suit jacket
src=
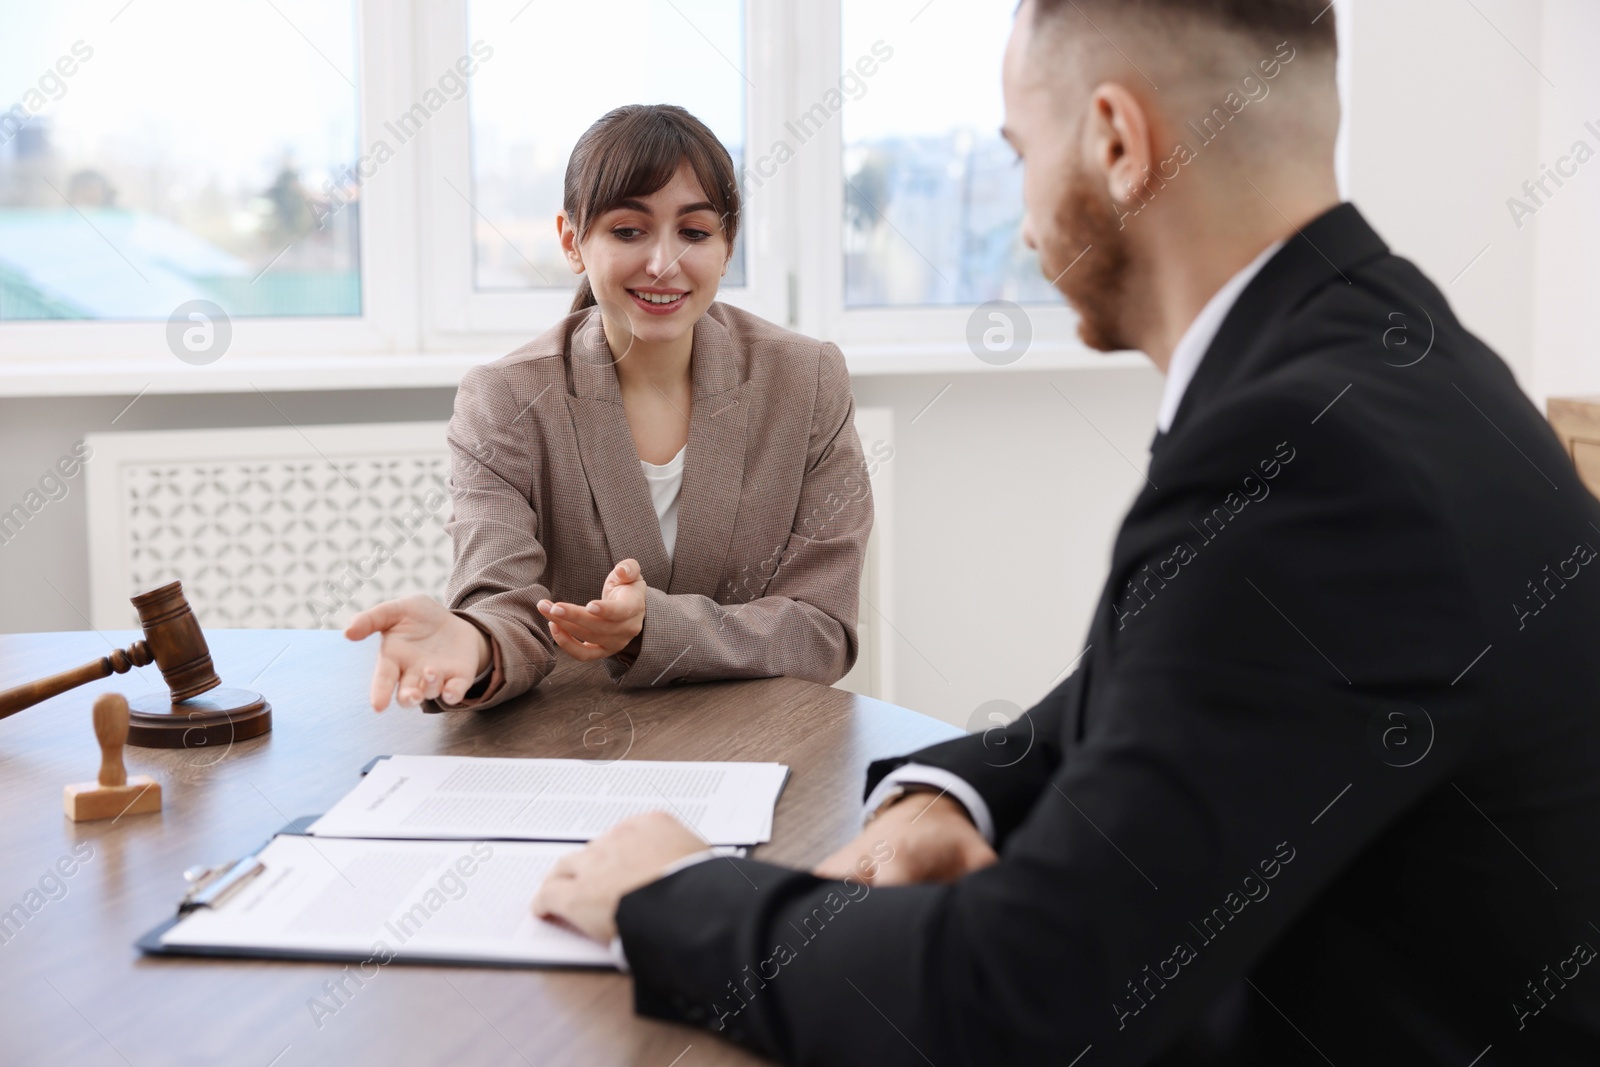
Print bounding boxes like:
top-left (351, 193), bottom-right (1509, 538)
top-left (616, 204), bottom-right (1600, 1065)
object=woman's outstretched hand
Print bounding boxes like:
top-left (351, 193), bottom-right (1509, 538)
top-left (345, 595), bottom-right (491, 711)
top-left (537, 559), bottom-right (647, 662)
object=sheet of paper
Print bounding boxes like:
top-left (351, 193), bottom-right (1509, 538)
top-left (159, 835), bottom-right (616, 967)
top-left (306, 755), bottom-right (789, 846)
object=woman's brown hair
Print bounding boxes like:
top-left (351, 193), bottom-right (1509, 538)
top-left (563, 105), bottom-right (742, 314)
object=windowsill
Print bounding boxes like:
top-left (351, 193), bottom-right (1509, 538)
top-left (0, 352), bottom-right (494, 398)
top-left (0, 342), bottom-right (1149, 398)
top-left (840, 341), bottom-right (1147, 377)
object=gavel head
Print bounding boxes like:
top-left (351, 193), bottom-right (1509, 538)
top-left (130, 582), bottom-right (221, 703)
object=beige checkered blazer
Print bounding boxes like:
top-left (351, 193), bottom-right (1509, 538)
top-left (435, 302), bottom-right (872, 710)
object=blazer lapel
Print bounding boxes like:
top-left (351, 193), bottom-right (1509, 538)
top-left (565, 311), bottom-right (673, 588)
top-left (668, 308), bottom-right (750, 596)
top-left (1164, 203), bottom-right (1390, 438)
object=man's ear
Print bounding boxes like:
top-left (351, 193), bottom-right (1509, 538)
top-left (556, 212), bottom-right (586, 275)
top-left (1085, 82), bottom-right (1155, 213)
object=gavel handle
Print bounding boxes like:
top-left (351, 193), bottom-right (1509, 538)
top-left (0, 642), bottom-right (153, 721)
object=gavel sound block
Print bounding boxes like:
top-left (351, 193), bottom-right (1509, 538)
top-left (0, 581), bottom-right (272, 749)
top-left (65, 694), bottom-right (162, 821)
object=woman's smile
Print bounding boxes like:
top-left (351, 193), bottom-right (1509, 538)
top-left (627, 287), bottom-right (690, 314)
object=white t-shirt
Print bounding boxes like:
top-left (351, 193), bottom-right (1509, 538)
top-left (639, 445), bottom-right (687, 562)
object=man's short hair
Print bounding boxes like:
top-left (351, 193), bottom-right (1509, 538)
top-left (1029, 0), bottom-right (1337, 55)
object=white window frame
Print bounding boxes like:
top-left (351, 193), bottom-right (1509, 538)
top-left (0, 0), bottom-right (1121, 386)
top-left (0, 0), bottom-right (419, 365)
top-left (415, 0), bottom-right (792, 350)
top-left (791, 1), bottom-right (1093, 370)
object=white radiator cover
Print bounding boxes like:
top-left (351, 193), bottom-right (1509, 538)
top-left (86, 409), bottom-right (893, 700)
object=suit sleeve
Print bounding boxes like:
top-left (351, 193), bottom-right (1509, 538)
top-left (428, 363), bottom-right (558, 711)
top-left (616, 391), bottom-right (1492, 1065)
top-left (858, 669), bottom-right (1078, 844)
top-left (606, 344), bottom-right (870, 687)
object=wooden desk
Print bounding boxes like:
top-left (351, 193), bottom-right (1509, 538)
top-left (0, 629), bottom-right (960, 1067)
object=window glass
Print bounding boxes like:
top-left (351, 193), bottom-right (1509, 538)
top-left (467, 0), bottom-right (747, 291)
top-left (0, 1), bottom-right (361, 321)
top-left (840, 0), bottom-right (1053, 307)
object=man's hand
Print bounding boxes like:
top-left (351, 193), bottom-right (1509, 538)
top-left (538, 559), bottom-right (647, 662)
top-left (534, 811), bottom-right (708, 943)
top-left (813, 792), bottom-right (997, 886)
top-left (345, 595), bottom-right (491, 711)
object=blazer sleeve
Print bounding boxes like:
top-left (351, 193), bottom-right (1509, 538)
top-left (429, 362), bottom-right (558, 711)
top-left (605, 343), bottom-right (871, 687)
top-left (615, 392), bottom-right (1494, 1065)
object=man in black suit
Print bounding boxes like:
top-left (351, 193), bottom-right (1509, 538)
top-left (536, 1), bottom-right (1600, 1062)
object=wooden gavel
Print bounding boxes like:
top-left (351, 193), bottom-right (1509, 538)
top-left (0, 581), bottom-right (272, 748)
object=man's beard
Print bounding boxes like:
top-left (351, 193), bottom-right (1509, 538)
top-left (1044, 166), bottom-right (1133, 353)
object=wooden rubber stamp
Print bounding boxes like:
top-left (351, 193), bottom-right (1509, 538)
top-left (64, 694), bottom-right (162, 822)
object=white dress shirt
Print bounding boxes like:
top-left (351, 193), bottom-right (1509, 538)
top-left (866, 237), bottom-right (1288, 842)
top-left (1155, 239), bottom-right (1286, 433)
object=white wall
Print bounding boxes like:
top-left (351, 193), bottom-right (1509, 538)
top-left (1532, 0), bottom-right (1600, 403)
top-left (1340, 0), bottom-right (1546, 388)
top-left (1338, 0), bottom-right (1598, 407)
top-left (853, 367), bottom-right (1159, 726)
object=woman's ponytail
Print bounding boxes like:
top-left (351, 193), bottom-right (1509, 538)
top-left (571, 276), bottom-right (596, 314)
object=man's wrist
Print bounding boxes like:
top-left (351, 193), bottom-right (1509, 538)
top-left (863, 766), bottom-right (997, 843)
top-left (657, 848), bottom-right (717, 880)
top-left (869, 783), bottom-right (949, 821)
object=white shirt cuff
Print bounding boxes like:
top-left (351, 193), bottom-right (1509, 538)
top-left (610, 849), bottom-right (721, 972)
top-left (862, 764), bottom-right (996, 845)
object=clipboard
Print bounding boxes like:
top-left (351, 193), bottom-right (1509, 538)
top-left (137, 817), bottom-right (353, 964)
top-left (135, 753), bottom-right (770, 968)
top-left (135, 822), bottom-right (618, 969)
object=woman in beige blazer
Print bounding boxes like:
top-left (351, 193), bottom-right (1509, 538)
top-left (346, 105), bottom-right (872, 712)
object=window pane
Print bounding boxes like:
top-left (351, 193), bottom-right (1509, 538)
top-left (467, 0), bottom-right (746, 292)
top-left (841, 0), bottom-right (1052, 307)
top-left (0, 2), bottom-right (361, 321)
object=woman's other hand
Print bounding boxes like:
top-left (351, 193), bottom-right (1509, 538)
top-left (538, 559), bottom-right (647, 661)
top-left (345, 595), bottom-right (491, 710)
